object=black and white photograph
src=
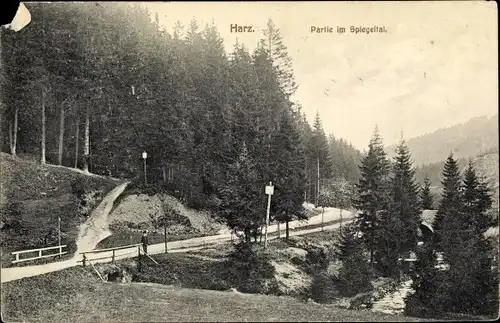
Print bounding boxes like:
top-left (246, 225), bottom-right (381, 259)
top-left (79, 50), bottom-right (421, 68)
top-left (0, 1), bottom-right (498, 321)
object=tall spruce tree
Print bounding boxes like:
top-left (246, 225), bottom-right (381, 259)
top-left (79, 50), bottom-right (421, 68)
top-left (270, 111), bottom-right (307, 240)
top-left (378, 137), bottom-right (421, 278)
top-left (409, 158), bottom-right (498, 317)
top-left (262, 19), bottom-right (297, 99)
top-left (420, 176), bottom-right (434, 209)
top-left (423, 155), bottom-right (499, 316)
top-left (405, 242), bottom-right (443, 316)
top-left (462, 160), bottom-right (493, 234)
top-left (334, 223), bottom-right (373, 296)
top-left (354, 126), bottom-right (390, 266)
top-left (218, 142), bottom-right (262, 242)
top-left (433, 153), bottom-right (464, 253)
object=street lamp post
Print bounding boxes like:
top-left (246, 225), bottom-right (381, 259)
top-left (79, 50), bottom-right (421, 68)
top-left (142, 151), bottom-right (147, 185)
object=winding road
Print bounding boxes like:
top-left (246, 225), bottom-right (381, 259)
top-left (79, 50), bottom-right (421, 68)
top-left (1, 182), bottom-right (355, 283)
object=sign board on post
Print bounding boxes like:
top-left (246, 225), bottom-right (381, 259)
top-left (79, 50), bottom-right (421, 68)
top-left (264, 182), bottom-right (274, 249)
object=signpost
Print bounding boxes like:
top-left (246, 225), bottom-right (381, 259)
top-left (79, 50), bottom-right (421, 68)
top-left (264, 182), bottom-right (274, 249)
top-left (142, 151), bottom-right (147, 185)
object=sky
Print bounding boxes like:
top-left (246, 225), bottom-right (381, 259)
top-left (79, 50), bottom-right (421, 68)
top-left (146, 1), bottom-right (498, 150)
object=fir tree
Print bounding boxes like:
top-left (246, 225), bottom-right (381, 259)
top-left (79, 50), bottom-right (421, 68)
top-left (420, 156), bottom-right (499, 316)
top-left (218, 142), bottom-right (262, 242)
top-left (262, 19), bottom-right (297, 99)
top-left (270, 111), bottom-right (307, 240)
top-left (353, 126), bottom-right (391, 266)
top-left (433, 153), bottom-right (464, 253)
top-left (462, 160), bottom-right (493, 234)
top-left (380, 137), bottom-right (421, 277)
top-left (335, 223), bottom-right (363, 261)
top-left (420, 176), bottom-right (434, 209)
top-left (405, 243), bottom-right (444, 317)
top-left (334, 223), bottom-right (373, 296)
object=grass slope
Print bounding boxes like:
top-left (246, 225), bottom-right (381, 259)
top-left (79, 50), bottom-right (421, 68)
top-left (0, 153), bottom-right (119, 266)
top-left (1, 266), bottom-right (423, 322)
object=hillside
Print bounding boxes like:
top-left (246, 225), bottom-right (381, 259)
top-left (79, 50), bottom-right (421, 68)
top-left (387, 114), bottom-right (498, 166)
top-left (0, 153), bottom-right (119, 266)
top-left (96, 192), bottom-right (228, 249)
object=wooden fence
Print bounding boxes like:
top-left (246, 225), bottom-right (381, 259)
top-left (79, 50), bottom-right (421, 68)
top-left (79, 243), bottom-right (142, 267)
top-left (11, 245), bottom-right (67, 264)
top-left (79, 243), bottom-right (158, 281)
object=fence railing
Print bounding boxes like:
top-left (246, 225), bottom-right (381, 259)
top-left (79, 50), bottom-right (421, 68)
top-left (79, 243), bottom-right (142, 267)
top-left (78, 243), bottom-right (159, 281)
top-left (11, 245), bottom-right (67, 264)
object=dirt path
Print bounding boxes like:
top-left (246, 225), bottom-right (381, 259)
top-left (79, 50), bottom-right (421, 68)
top-left (73, 181), bottom-right (130, 259)
top-left (1, 205), bottom-right (354, 283)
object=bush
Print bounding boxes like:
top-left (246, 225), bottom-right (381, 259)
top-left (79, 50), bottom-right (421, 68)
top-left (152, 202), bottom-right (190, 229)
top-left (303, 246), bottom-right (330, 274)
top-left (71, 176), bottom-right (88, 199)
top-left (1, 201), bottom-right (24, 233)
top-left (223, 242), bottom-right (278, 294)
top-left (336, 251), bottom-right (373, 297)
top-left (310, 271), bottom-right (341, 303)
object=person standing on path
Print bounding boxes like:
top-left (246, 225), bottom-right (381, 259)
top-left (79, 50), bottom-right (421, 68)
top-left (141, 230), bottom-right (149, 254)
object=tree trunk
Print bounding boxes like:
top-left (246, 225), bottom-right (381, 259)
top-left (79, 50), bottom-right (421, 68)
top-left (304, 164), bottom-right (307, 202)
top-left (316, 155), bottom-right (320, 205)
top-left (286, 219), bottom-right (290, 240)
top-left (277, 222), bottom-right (281, 239)
top-left (164, 225), bottom-right (168, 253)
top-left (74, 113), bottom-right (80, 168)
top-left (322, 207), bottom-right (325, 231)
top-left (83, 104), bottom-right (90, 173)
top-left (41, 88), bottom-right (46, 165)
top-left (8, 120), bottom-right (13, 154)
top-left (244, 228), bottom-right (250, 243)
top-left (57, 103), bottom-right (65, 165)
top-left (10, 107), bottom-right (18, 156)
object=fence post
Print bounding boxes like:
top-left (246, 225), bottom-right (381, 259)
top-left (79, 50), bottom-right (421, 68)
top-left (82, 253), bottom-right (87, 268)
top-left (137, 245), bottom-right (141, 272)
top-left (39, 250), bottom-right (42, 258)
top-left (112, 249), bottom-right (115, 264)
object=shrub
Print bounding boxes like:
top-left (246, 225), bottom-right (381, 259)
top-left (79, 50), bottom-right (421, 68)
top-left (303, 246), bottom-right (330, 274)
top-left (223, 242), bottom-right (277, 294)
top-left (310, 271), bottom-right (341, 303)
top-left (71, 176), bottom-right (88, 199)
top-left (1, 201), bottom-right (24, 232)
top-left (336, 251), bottom-right (373, 297)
